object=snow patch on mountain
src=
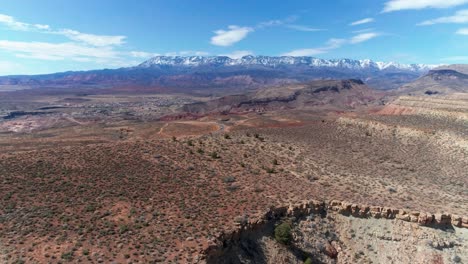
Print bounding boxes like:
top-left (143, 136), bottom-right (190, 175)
top-left (138, 55), bottom-right (437, 72)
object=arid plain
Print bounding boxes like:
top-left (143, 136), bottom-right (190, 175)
top-left (0, 75), bottom-right (467, 263)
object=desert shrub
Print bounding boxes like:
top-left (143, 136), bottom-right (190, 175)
top-left (223, 176), bottom-right (236, 183)
top-left (119, 224), bottom-right (129, 234)
top-left (187, 140), bottom-right (194, 146)
top-left (85, 204), bottom-right (96, 212)
top-left (210, 151), bottom-right (220, 159)
top-left (61, 251), bottom-right (73, 261)
top-left (272, 159), bottom-right (279, 165)
top-left (274, 222), bottom-right (292, 245)
top-left (224, 134), bottom-right (231, 139)
top-left (226, 185), bottom-right (239, 192)
top-left (172, 136), bottom-right (177, 141)
top-left (304, 257), bottom-right (313, 264)
top-left (197, 148), bottom-right (204, 154)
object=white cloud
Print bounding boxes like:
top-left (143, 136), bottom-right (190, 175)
top-left (34, 24), bottom-right (50, 30)
top-left (282, 32), bottom-right (379, 57)
top-left (0, 13), bottom-right (126, 47)
top-left (210, 25), bottom-right (253, 46)
top-left (352, 28), bottom-right (375, 33)
top-left (210, 16), bottom-right (312, 47)
top-left (257, 19), bottom-right (285, 28)
top-left (282, 38), bottom-right (347, 56)
top-left (220, 50), bottom-right (253, 59)
top-left (58, 29), bottom-right (126, 46)
top-left (130, 51), bottom-right (161, 58)
top-left (0, 40), bottom-right (119, 61)
top-left (350, 32), bottom-right (380, 44)
top-left (326, 38), bottom-right (348, 48)
top-left (382, 0), bottom-right (468, 12)
top-left (456, 27), bottom-right (468, 34)
top-left (281, 48), bottom-right (328, 56)
top-left (0, 13), bottom-right (147, 71)
top-left (164, 51), bottom-right (209, 56)
top-left (286, 25), bottom-right (324, 32)
top-left (418, 9), bottom-right (468, 25)
top-left (256, 16), bottom-right (298, 29)
top-left (0, 14), bottom-right (28, 30)
top-left (15, 53), bottom-right (64, 61)
top-left (350, 18), bottom-right (374, 26)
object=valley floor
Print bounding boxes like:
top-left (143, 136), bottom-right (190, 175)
top-left (0, 93), bottom-right (467, 263)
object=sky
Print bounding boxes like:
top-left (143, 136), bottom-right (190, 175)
top-left (0, 0), bottom-right (468, 75)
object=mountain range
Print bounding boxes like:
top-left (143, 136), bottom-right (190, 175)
top-left (139, 56), bottom-right (434, 72)
top-left (0, 56), bottom-right (438, 93)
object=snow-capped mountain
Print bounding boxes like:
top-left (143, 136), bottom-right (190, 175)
top-left (0, 56), bottom-right (438, 91)
top-left (138, 55), bottom-right (436, 72)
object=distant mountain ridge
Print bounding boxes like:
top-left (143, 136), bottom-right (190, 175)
top-left (397, 68), bottom-right (468, 95)
top-left (0, 56), bottom-right (440, 92)
top-left (138, 55), bottom-right (436, 72)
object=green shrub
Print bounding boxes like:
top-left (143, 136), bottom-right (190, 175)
top-left (119, 224), bottom-right (129, 234)
top-left (61, 251), bottom-right (73, 261)
top-left (274, 222), bottom-right (292, 245)
top-left (304, 257), bottom-right (313, 264)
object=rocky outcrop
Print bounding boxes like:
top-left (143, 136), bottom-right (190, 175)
top-left (202, 199), bottom-right (467, 260)
top-left (287, 200), bottom-right (467, 228)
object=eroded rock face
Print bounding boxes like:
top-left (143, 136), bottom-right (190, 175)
top-left (283, 200), bottom-right (466, 228)
top-left (203, 200), bottom-right (468, 264)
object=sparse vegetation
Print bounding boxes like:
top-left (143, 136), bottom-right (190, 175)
top-left (0, 88), bottom-right (465, 263)
top-left (275, 222), bottom-right (292, 245)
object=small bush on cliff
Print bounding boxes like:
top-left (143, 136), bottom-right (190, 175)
top-left (304, 257), bottom-right (313, 264)
top-left (274, 222), bottom-right (292, 245)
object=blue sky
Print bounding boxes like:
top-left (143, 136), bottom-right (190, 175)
top-left (0, 0), bottom-right (468, 75)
